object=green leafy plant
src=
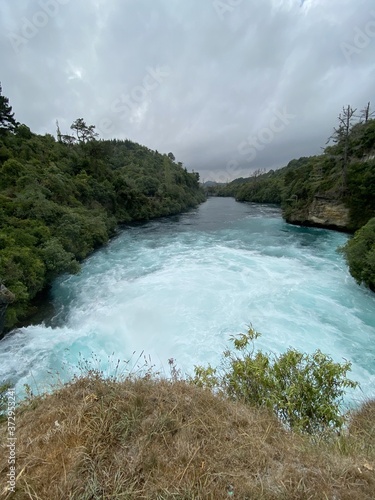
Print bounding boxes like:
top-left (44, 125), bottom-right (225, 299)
top-left (193, 327), bottom-right (358, 433)
top-left (341, 217), bottom-right (375, 291)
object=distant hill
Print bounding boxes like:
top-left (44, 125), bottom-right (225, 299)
top-left (202, 180), bottom-right (225, 187)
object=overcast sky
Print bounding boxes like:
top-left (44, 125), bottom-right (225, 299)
top-left (1, 0), bottom-right (374, 181)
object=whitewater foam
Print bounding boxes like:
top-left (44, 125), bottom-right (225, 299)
top-left (1, 198), bottom-right (374, 405)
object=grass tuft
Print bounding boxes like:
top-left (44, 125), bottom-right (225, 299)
top-left (0, 372), bottom-right (374, 499)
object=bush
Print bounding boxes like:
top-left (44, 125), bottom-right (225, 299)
top-left (39, 238), bottom-right (80, 280)
top-left (341, 217), bottom-right (375, 291)
top-left (193, 327), bottom-right (358, 433)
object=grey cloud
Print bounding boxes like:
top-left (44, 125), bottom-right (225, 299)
top-left (1, 0), bottom-right (374, 180)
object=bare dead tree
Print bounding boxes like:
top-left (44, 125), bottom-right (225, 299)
top-left (251, 168), bottom-right (266, 185)
top-left (359, 102), bottom-right (374, 123)
top-left (327, 105), bottom-right (357, 190)
top-left (56, 120), bottom-right (62, 142)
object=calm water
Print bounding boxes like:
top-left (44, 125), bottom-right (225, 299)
top-left (1, 198), bottom-right (374, 404)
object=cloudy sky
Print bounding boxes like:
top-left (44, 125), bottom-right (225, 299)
top-left (1, 0), bottom-right (374, 181)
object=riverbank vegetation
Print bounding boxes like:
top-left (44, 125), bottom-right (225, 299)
top-left (0, 330), bottom-right (374, 499)
top-left (217, 112), bottom-right (375, 232)
top-left (215, 105), bottom-right (375, 291)
top-left (340, 217), bottom-right (375, 291)
top-left (0, 85), bottom-right (205, 332)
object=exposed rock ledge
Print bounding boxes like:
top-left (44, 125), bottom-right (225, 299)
top-left (286, 197), bottom-right (350, 232)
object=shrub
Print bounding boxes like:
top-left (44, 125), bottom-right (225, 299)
top-left (341, 217), bottom-right (375, 291)
top-left (193, 327), bottom-right (358, 433)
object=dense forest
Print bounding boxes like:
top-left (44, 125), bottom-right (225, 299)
top-left (215, 106), bottom-right (375, 291)
top-left (0, 85), bottom-right (205, 333)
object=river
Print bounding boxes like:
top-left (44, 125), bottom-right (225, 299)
top-left (1, 197), bottom-right (374, 404)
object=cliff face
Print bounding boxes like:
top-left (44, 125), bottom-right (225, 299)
top-left (307, 197), bottom-right (350, 230)
top-left (285, 197), bottom-right (350, 232)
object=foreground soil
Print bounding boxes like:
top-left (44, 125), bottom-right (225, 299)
top-left (0, 375), bottom-right (374, 499)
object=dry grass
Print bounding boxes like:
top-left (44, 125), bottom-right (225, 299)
top-left (0, 373), bottom-right (374, 499)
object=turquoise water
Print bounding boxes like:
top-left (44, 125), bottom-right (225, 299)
top-left (1, 198), bottom-right (374, 404)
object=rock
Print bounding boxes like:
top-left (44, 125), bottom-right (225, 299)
top-left (285, 197), bottom-right (350, 231)
top-left (0, 284), bottom-right (15, 305)
top-left (307, 197), bottom-right (350, 230)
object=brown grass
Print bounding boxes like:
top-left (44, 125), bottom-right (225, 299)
top-left (0, 374), bottom-right (374, 499)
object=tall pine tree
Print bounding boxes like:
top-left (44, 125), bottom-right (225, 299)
top-left (0, 83), bottom-right (18, 132)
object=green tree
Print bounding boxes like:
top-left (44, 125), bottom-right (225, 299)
top-left (0, 159), bottom-right (25, 189)
top-left (0, 83), bottom-right (18, 133)
top-left (39, 238), bottom-right (80, 280)
top-left (70, 118), bottom-right (99, 143)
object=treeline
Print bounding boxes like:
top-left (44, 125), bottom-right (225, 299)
top-left (0, 86), bottom-right (205, 331)
top-left (217, 118), bottom-right (375, 231)
top-left (215, 106), bottom-right (375, 290)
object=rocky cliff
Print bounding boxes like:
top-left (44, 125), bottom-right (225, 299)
top-left (285, 196), bottom-right (350, 232)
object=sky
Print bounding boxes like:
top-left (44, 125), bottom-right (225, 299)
top-left (1, 0), bottom-right (374, 182)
